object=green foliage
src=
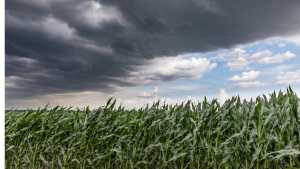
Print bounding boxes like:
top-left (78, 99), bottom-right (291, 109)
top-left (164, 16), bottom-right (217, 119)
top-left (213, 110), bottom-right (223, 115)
top-left (5, 87), bottom-right (300, 168)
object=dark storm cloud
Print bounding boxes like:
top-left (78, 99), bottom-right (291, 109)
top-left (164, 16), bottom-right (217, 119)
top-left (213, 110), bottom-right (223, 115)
top-left (5, 0), bottom-right (300, 99)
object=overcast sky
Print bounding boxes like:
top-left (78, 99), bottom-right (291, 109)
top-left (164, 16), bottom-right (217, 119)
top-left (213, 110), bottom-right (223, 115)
top-left (5, 0), bottom-right (300, 109)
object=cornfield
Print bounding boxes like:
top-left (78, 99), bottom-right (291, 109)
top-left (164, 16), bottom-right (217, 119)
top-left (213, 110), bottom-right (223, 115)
top-left (5, 87), bottom-right (300, 169)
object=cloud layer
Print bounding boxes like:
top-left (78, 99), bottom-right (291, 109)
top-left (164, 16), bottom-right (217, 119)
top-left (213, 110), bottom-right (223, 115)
top-left (228, 70), bottom-right (269, 88)
top-left (257, 51), bottom-right (295, 65)
top-left (227, 70), bottom-right (260, 82)
top-left (5, 0), bottom-right (300, 99)
top-left (276, 70), bottom-right (300, 85)
top-left (218, 88), bottom-right (228, 105)
top-left (230, 81), bottom-right (269, 88)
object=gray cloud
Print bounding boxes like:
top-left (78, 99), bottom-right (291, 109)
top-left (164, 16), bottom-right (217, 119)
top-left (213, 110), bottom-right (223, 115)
top-left (5, 0), bottom-right (300, 99)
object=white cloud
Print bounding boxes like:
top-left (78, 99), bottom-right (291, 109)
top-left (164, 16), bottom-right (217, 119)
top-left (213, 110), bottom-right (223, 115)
top-left (138, 86), bottom-right (159, 98)
top-left (266, 41), bottom-right (273, 45)
top-left (225, 57), bottom-right (250, 71)
top-left (187, 95), bottom-right (197, 101)
top-left (116, 55), bottom-right (217, 85)
top-left (284, 31), bottom-right (300, 46)
top-left (116, 98), bottom-right (122, 103)
top-left (218, 88), bottom-right (228, 105)
top-left (217, 48), bottom-right (248, 61)
top-left (167, 84), bottom-right (204, 90)
top-left (149, 96), bottom-right (159, 104)
top-left (124, 97), bottom-right (147, 104)
top-left (257, 51), bottom-right (296, 65)
top-left (230, 81), bottom-right (269, 88)
top-left (160, 97), bottom-right (177, 105)
top-left (125, 93), bottom-right (176, 107)
top-left (285, 37), bottom-right (300, 46)
top-left (278, 43), bottom-right (286, 47)
top-left (153, 86), bottom-right (159, 93)
top-left (174, 57), bottom-right (210, 71)
top-left (215, 48), bottom-right (296, 72)
top-left (244, 66), bottom-right (253, 70)
top-left (227, 70), bottom-right (268, 88)
top-left (275, 70), bottom-right (300, 86)
top-left (276, 79), bottom-right (300, 85)
top-left (138, 92), bottom-right (153, 97)
top-left (276, 70), bottom-right (300, 80)
top-left (207, 63), bottom-right (217, 72)
top-left (209, 56), bottom-right (218, 60)
top-left (261, 64), bottom-right (294, 75)
top-left (227, 70), bottom-right (260, 82)
top-left (216, 48), bottom-right (251, 71)
top-left (125, 86), bottom-right (160, 104)
top-left (186, 95), bottom-right (197, 107)
top-left (250, 50), bottom-right (272, 61)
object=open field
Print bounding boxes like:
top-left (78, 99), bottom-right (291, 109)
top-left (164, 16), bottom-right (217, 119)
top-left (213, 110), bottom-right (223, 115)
top-left (5, 87), bottom-right (300, 169)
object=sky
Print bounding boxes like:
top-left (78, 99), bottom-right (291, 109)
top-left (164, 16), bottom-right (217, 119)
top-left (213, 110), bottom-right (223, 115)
top-left (5, 0), bottom-right (300, 110)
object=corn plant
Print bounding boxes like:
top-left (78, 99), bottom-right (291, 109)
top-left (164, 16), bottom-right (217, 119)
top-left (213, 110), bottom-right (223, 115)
top-left (5, 86), bottom-right (300, 168)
